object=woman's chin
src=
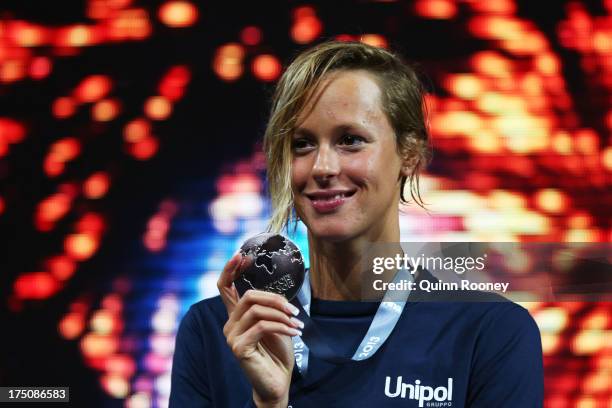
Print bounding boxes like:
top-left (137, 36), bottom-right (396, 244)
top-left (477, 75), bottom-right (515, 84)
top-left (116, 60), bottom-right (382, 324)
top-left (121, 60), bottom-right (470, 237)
top-left (308, 224), bottom-right (356, 242)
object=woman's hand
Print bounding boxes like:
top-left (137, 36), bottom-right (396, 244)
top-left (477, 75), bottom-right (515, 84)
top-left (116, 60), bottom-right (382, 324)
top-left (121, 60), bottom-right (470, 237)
top-left (217, 253), bottom-right (303, 408)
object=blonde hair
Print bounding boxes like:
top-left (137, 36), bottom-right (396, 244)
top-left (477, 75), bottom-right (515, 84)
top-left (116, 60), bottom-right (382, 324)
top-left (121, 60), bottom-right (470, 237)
top-left (263, 41), bottom-right (431, 233)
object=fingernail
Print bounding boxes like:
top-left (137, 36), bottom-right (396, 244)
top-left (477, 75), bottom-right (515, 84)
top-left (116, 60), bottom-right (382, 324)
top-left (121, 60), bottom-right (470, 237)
top-left (290, 317), bottom-right (304, 329)
top-left (289, 328), bottom-right (302, 337)
top-left (284, 302), bottom-right (300, 316)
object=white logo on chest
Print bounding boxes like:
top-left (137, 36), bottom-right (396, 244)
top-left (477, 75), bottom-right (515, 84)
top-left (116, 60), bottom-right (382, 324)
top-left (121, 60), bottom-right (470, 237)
top-left (384, 376), bottom-right (453, 407)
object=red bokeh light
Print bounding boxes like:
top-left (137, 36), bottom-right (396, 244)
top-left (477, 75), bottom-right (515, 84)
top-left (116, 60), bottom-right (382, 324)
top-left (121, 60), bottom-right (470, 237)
top-left (163, 65), bottom-right (191, 85)
top-left (158, 1), bottom-right (198, 28)
top-left (74, 75), bottom-right (113, 103)
top-left (212, 43), bottom-right (245, 82)
top-left (158, 65), bottom-right (191, 101)
top-left (414, 0), bottom-right (457, 19)
top-left (148, 215), bottom-right (169, 234)
top-left (575, 129), bottom-right (599, 154)
top-left (42, 157), bottom-right (65, 178)
top-left (92, 99), bottom-right (121, 122)
top-left (51, 137), bottom-right (81, 161)
top-left (446, 74), bottom-right (484, 99)
top-left (76, 212), bottom-right (106, 236)
top-left (52, 97), bottom-right (77, 118)
top-left (143, 233), bottom-right (166, 252)
top-left (55, 25), bottom-right (102, 48)
top-left (29, 56), bottom-right (52, 80)
top-left (59, 312), bottom-right (85, 339)
top-left (91, 309), bottom-right (122, 335)
top-left (105, 355), bottom-right (137, 377)
top-left (471, 51), bottom-right (510, 76)
top-left (81, 333), bottom-right (118, 358)
top-left (102, 294), bottom-right (123, 313)
top-left (65, 233), bottom-right (99, 261)
top-left (216, 174), bottom-right (262, 194)
top-left (107, 8), bottom-right (152, 41)
top-left (291, 14), bottom-right (322, 44)
top-left (534, 189), bottom-right (569, 214)
top-left (240, 26), bottom-right (262, 46)
top-left (44, 137), bottom-right (81, 177)
top-left (9, 21), bottom-right (49, 47)
top-left (468, 0), bottom-right (516, 14)
top-left (84, 172), bottom-right (111, 199)
top-left (0, 118), bottom-right (26, 144)
top-left (129, 136), bottom-right (159, 160)
top-left (47, 255), bottom-right (77, 281)
top-left (123, 118), bottom-right (151, 142)
top-left (144, 96), bottom-right (172, 120)
top-left (251, 54), bottom-right (282, 82)
top-left (14, 272), bottom-right (60, 300)
top-left (0, 59), bottom-right (27, 83)
top-left (36, 193), bottom-right (72, 228)
top-left (536, 53), bottom-right (560, 76)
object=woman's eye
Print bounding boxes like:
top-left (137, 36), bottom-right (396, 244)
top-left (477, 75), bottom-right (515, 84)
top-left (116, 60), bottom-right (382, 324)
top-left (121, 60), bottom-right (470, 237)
top-left (292, 138), bottom-right (314, 151)
top-left (339, 134), bottom-right (366, 146)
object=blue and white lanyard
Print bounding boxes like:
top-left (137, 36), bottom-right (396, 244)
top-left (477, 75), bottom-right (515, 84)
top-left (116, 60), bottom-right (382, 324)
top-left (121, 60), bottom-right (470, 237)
top-left (290, 267), bottom-right (413, 377)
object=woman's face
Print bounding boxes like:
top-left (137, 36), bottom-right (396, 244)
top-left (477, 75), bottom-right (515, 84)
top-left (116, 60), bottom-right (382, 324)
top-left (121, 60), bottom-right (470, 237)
top-left (291, 69), bottom-right (407, 242)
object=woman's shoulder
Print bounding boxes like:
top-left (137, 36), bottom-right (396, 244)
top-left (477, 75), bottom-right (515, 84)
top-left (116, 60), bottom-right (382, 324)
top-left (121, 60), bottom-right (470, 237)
top-left (189, 295), bottom-right (226, 313)
top-left (179, 296), bottom-right (228, 332)
top-left (477, 300), bottom-right (540, 340)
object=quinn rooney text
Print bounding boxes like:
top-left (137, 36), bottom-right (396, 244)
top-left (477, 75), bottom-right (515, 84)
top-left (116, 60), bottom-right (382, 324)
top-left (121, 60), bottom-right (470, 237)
top-left (373, 279), bottom-right (510, 293)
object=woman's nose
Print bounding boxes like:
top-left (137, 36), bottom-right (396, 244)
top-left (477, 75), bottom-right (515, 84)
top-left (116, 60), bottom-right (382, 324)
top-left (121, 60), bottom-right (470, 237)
top-left (311, 145), bottom-right (340, 181)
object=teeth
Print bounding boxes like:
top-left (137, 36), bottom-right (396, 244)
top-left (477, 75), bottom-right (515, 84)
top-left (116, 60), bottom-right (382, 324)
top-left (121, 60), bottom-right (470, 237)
top-left (311, 192), bottom-right (351, 201)
top-left (319, 193), bottom-right (346, 200)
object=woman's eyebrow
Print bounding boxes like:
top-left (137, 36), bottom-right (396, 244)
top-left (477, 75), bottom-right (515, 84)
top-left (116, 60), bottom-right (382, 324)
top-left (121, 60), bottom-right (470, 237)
top-left (293, 127), bottom-right (316, 138)
top-left (336, 123), bottom-right (363, 133)
top-left (294, 123), bottom-right (368, 137)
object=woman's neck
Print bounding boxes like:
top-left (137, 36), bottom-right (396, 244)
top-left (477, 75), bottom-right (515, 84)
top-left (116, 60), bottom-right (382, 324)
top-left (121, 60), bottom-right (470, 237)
top-left (307, 223), bottom-right (401, 301)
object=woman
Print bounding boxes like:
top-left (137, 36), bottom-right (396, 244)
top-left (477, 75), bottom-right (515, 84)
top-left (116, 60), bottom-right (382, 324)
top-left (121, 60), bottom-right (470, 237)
top-left (170, 41), bottom-right (544, 407)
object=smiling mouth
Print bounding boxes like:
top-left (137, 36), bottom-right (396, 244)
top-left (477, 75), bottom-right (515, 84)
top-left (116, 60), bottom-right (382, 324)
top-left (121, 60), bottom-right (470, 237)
top-left (305, 190), bottom-right (356, 213)
top-left (312, 192), bottom-right (353, 199)
top-left (305, 190), bottom-right (356, 200)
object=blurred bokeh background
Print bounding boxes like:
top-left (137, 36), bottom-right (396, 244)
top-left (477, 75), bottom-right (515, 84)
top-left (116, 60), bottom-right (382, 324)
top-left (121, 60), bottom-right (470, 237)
top-left (0, 0), bottom-right (610, 406)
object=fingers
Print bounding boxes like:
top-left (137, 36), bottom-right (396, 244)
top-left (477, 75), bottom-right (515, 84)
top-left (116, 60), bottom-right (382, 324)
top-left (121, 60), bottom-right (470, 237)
top-left (229, 289), bottom-right (300, 325)
top-left (217, 252), bottom-right (243, 314)
top-left (230, 321), bottom-right (301, 359)
top-left (223, 290), bottom-right (304, 355)
top-left (231, 303), bottom-right (304, 339)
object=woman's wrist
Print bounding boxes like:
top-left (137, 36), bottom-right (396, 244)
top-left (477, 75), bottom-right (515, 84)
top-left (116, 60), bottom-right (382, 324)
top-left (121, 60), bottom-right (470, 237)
top-left (252, 391), bottom-right (289, 408)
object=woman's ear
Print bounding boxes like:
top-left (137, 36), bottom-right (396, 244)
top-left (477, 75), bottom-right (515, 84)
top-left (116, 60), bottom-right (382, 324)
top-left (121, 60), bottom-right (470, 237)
top-left (397, 133), bottom-right (423, 178)
top-left (400, 162), bottom-right (412, 178)
top-left (399, 148), bottom-right (417, 178)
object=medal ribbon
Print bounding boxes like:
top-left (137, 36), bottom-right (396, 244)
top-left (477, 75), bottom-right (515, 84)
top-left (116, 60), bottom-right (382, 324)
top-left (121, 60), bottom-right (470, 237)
top-left (290, 267), bottom-right (413, 377)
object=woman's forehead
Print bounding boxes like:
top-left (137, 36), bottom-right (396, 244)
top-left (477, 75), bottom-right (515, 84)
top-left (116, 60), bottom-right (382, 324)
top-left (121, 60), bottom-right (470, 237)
top-left (296, 70), bottom-right (386, 129)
